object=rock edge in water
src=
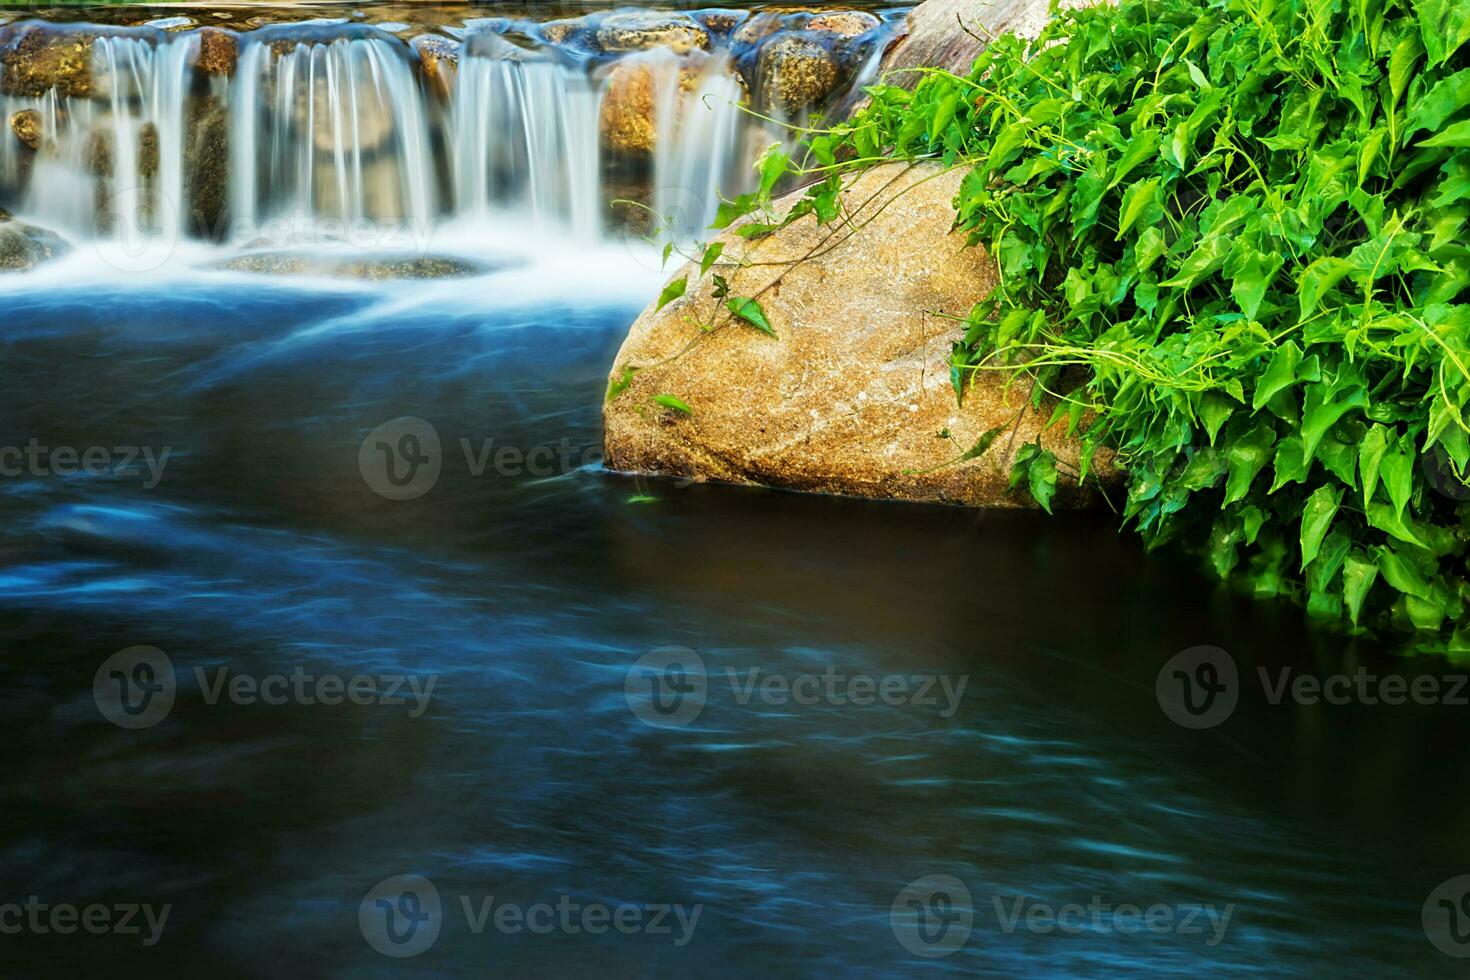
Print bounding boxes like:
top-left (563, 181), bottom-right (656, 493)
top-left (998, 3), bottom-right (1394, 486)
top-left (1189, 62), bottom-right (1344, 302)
top-left (603, 163), bottom-right (1115, 508)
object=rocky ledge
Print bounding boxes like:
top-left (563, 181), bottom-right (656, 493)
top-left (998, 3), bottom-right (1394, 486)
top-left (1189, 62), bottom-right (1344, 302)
top-left (603, 163), bottom-right (1113, 508)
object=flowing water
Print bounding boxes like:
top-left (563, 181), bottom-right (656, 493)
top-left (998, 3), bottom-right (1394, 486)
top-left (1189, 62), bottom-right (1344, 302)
top-left (2, 8), bottom-right (1470, 979)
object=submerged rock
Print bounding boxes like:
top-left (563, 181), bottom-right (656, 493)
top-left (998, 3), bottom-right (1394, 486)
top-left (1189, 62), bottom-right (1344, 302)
top-left (756, 33), bottom-right (841, 115)
top-left (195, 26), bottom-right (237, 77)
top-left (603, 163), bottom-right (1113, 507)
top-left (595, 12), bottom-right (710, 55)
top-left (209, 251), bottom-right (486, 280)
top-left (0, 217), bottom-right (70, 271)
top-left (9, 107), bottom-right (39, 149)
top-left (412, 34), bottom-right (459, 99)
top-left (806, 12), bottom-right (882, 37)
top-left (184, 93), bottom-right (229, 240)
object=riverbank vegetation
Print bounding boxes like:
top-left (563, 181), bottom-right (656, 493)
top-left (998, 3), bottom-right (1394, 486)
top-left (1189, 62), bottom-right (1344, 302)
top-left (702, 0), bottom-right (1470, 648)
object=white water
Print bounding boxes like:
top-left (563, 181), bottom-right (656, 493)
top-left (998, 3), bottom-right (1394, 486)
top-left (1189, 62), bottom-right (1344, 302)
top-left (229, 35), bottom-right (434, 241)
top-left (451, 50), bottom-right (603, 239)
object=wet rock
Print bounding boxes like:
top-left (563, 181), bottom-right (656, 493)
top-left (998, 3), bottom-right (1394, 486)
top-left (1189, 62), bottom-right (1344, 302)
top-left (604, 163), bottom-right (1114, 507)
top-left (196, 27), bottom-right (238, 76)
top-left (595, 12), bottom-right (710, 55)
top-left (806, 12), bottom-right (882, 37)
top-left (210, 251), bottom-right (486, 280)
top-left (756, 34), bottom-right (840, 115)
top-left (0, 22), bottom-right (101, 97)
top-left (412, 34), bottom-right (458, 99)
top-left (144, 17), bottom-right (195, 33)
top-left (539, 17), bottom-right (592, 47)
top-left (732, 13), bottom-right (785, 47)
top-left (139, 122), bottom-right (158, 178)
top-left (600, 58), bottom-right (695, 157)
top-left (0, 216), bottom-right (70, 272)
top-left (10, 107), bottom-right (39, 149)
top-left (184, 94), bottom-right (229, 240)
top-left (599, 53), bottom-right (745, 158)
top-left (696, 10), bottom-right (748, 36)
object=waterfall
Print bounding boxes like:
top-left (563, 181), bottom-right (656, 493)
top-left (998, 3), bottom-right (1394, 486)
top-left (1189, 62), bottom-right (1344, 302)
top-left (0, 18), bottom-right (894, 257)
top-left (229, 28), bottom-right (434, 244)
top-left (646, 49), bottom-right (749, 242)
top-left (450, 44), bottom-right (603, 240)
top-left (3, 32), bottom-right (196, 243)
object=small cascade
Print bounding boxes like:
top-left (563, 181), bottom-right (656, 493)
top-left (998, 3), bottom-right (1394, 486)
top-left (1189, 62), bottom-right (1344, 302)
top-left (645, 49), bottom-right (750, 242)
top-left (0, 12), bottom-right (900, 259)
top-left (3, 31), bottom-right (197, 242)
top-left (229, 28), bottom-right (434, 242)
top-left (451, 40), bottom-right (603, 239)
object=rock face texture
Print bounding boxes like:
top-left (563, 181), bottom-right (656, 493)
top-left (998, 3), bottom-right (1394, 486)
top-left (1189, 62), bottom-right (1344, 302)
top-left (603, 163), bottom-right (1110, 507)
top-left (880, 0), bottom-right (1090, 85)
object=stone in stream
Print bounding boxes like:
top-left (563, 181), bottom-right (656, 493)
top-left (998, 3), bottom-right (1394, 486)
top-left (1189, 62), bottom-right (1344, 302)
top-left (412, 34), bottom-right (459, 100)
top-left (195, 26), bottom-right (238, 77)
top-left (603, 163), bottom-right (1115, 507)
top-left (599, 52), bottom-right (746, 159)
top-left (184, 93), bottom-right (229, 240)
top-left (755, 33), bottom-right (842, 115)
top-left (595, 12), bottom-right (711, 56)
top-left (805, 12), bottom-right (883, 37)
top-left (0, 216), bottom-right (70, 272)
top-left (9, 107), bottom-right (39, 149)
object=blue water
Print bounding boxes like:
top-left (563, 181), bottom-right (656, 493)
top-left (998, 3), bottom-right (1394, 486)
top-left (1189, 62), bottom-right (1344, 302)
top-left (0, 266), bottom-right (1466, 977)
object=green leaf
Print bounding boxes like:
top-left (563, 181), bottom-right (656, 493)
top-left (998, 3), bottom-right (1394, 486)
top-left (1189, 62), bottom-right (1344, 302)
top-left (1359, 424), bottom-right (1390, 506)
top-left (699, 242), bottom-right (725, 277)
top-left (1300, 485), bottom-right (1343, 569)
top-left (962, 426), bottom-right (1006, 461)
top-left (652, 393), bottom-right (692, 415)
top-left (1343, 552), bottom-right (1379, 625)
top-left (1405, 67), bottom-right (1470, 139)
top-left (1297, 256), bottom-right (1355, 318)
top-left (727, 297), bottom-right (776, 336)
top-left (1116, 178), bottom-right (1160, 241)
top-left (655, 276), bottom-right (687, 313)
top-left (1027, 448), bottom-right (1058, 514)
top-left (1253, 343), bottom-right (1302, 411)
top-left (606, 365), bottom-right (637, 402)
top-left (1379, 434), bottom-right (1415, 518)
top-left (1225, 423), bottom-right (1276, 504)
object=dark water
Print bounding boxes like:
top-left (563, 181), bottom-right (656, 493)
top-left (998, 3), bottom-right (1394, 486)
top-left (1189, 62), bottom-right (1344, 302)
top-left (0, 264), bottom-right (1467, 977)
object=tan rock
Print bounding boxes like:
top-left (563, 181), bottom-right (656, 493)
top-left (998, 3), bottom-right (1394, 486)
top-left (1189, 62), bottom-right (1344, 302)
top-left (757, 34), bottom-right (840, 115)
top-left (881, 0), bottom-right (1100, 88)
top-left (807, 12), bottom-right (882, 37)
top-left (540, 18), bottom-right (590, 46)
top-left (604, 163), bottom-right (1113, 507)
top-left (595, 12), bottom-right (710, 55)
top-left (599, 56), bottom-right (710, 157)
top-left (9, 107), bottom-right (39, 150)
top-left (196, 27), bottom-right (237, 77)
top-left (412, 35), bottom-right (458, 100)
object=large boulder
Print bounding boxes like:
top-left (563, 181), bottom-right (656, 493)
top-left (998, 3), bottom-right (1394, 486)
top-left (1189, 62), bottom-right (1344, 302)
top-left (756, 33), bottom-right (841, 115)
top-left (603, 163), bottom-right (1112, 507)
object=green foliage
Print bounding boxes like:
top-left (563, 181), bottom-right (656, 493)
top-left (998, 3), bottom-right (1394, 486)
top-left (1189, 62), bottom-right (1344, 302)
top-left (719, 0), bottom-right (1470, 647)
top-left (653, 393), bottom-right (693, 416)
